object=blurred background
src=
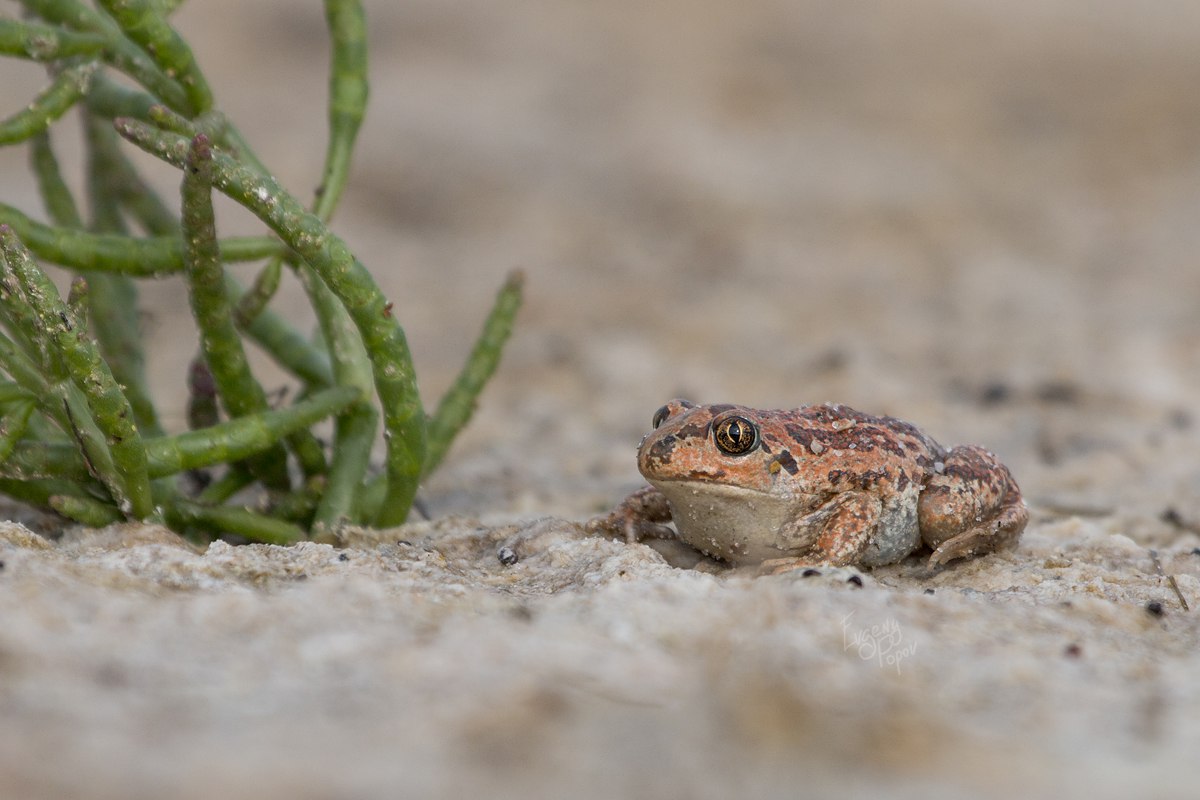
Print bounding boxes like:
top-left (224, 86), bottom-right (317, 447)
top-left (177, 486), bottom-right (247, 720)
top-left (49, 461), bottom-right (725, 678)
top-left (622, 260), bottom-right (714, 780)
top-left (4, 0), bottom-right (1200, 538)
top-left (4, 5), bottom-right (1200, 798)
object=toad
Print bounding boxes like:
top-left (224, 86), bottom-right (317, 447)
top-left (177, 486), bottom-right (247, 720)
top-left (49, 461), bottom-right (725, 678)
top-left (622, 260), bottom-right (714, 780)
top-left (589, 400), bottom-right (1027, 572)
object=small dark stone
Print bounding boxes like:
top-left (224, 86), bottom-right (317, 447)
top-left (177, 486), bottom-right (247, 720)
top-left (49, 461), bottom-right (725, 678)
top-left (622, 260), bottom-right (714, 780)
top-left (93, 663), bottom-right (128, 688)
top-left (1191, 548), bottom-right (1200, 557)
top-left (1146, 600), bottom-right (1165, 617)
top-left (1034, 380), bottom-right (1080, 404)
top-left (1064, 643), bottom-right (1083, 658)
top-left (979, 381), bottom-right (1012, 406)
top-left (0, 560), bottom-right (5, 571)
top-left (846, 575), bottom-right (863, 587)
top-left (812, 348), bottom-right (848, 374)
top-left (498, 546), bottom-right (518, 566)
top-left (338, 553), bottom-right (350, 562)
top-left (1161, 507), bottom-right (1184, 526)
top-left (923, 588), bottom-right (934, 595)
top-left (801, 568), bottom-right (821, 577)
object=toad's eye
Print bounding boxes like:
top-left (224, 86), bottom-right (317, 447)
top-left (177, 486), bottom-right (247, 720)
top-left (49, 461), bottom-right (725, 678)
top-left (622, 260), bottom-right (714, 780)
top-left (713, 415), bottom-right (759, 456)
top-left (652, 405), bottom-right (671, 429)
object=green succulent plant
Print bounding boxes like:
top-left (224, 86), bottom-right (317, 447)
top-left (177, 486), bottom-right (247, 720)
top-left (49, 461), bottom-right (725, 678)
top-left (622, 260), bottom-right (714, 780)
top-left (0, 0), bottom-right (522, 542)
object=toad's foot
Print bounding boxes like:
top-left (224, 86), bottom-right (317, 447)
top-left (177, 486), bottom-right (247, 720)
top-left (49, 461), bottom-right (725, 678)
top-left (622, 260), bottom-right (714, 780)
top-left (586, 485), bottom-right (677, 544)
top-left (918, 445), bottom-right (1028, 565)
top-left (928, 502), bottom-right (1027, 565)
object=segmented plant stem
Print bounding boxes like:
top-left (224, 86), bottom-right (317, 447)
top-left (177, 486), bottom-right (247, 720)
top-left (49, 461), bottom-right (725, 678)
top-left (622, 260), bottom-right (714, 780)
top-left (424, 271), bottom-right (523, 473)
top-left (144, 385), bottom-right (357, 477)
top-left (166, 498), bottom-right (305, 545)
top-left (224, 274), bottom-right (335, 389)
top-left (182, 133), bottom-right (290, 489)
top-left (0, 202), bottom-right (282, 274)
top-left (0, 441), bottom-right (90, 480)
top-left (0, 332), bottom-right (58, 422)
top-left (233, 257), bottom-right (282, 327)
top-left (95, 0), bottom-right (213, 115)
top-left (0, 6), bottom-right (524, 540)
top-left (30, 132), bottom-right (83, 228)
top-left (0, 477), bottom-right (105, 511)
top-left (0, 19), bottom-right (107, 61)
top-left (84, 113), bottom-right (163, 436)
top-left (296, 262), bottom-right (375, 529)
top-left (115, 119), bottom-right (427, 527)
top-left (20, 0), bottom-right (191, 113)
top-left (86, 73), bottom-right (162, 123)
top-left (0, 226), bottom-right (155, 519)
top-left (316, 0), bottom-right (367, 222)
top-left (0, 61), bottom-right (97, 145)
top-left (78, 132), bottom-right (335, 391)
top-left (0, 401), bottom-right (36, 463)
top-left (50, 493), bottom-right (124, 526)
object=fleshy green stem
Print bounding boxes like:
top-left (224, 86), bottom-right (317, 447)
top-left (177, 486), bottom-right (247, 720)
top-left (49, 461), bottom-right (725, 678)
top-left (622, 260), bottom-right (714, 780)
top-left (86, 73), bottom-right (162, 124)
top-left (296, 261), bottom-right (376, 528)
top-left (316, 0), bottom-right (368, 221)
top-left (0, 441), bottom-right (90, 481)
top-left (0, 201), bottom-right (282, 275)
top-left (166, 498), bottom-right (305, 545)
top-left (96, 0), bottom-right (213, 115)
top-left (225, 273), bottom-right (334, 388)
top-left (84, 113), bottom-right (163, 436)
top-left (182, 133), bottom-right (290, 489)
top-left (77, 128), bottom-right (334, 391)
top-left (115, 118), bottom-right (427, 527)
top-left (30, 132), bottom-right (83, 228)
top-left (0, 477), bottom-right (105, 510)
top-left (144, 385), bottom-right (357, 477)
top-left (50, 493), bottom-right (124, 526)
top-left (0, 401), bottom-right (35, 463)
top-left (0, 7), bottom-right (523, 541)
top-left (0, 225), bottom-right (155, 519)
top-left (424, 270), bottom-right (523, 473)
top-left (234, 257), bottom-right (282, 327)
top-left (0, 19), bottom-right (107, 61)
top-left (21, 0), bottom-right (191, 113)
top-left (0, 61), bottom-right (97, 145)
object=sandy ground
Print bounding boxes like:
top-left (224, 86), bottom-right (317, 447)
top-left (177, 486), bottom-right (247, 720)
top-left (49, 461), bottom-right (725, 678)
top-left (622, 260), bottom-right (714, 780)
top-left (2, 0), bottom-right (1200, 797)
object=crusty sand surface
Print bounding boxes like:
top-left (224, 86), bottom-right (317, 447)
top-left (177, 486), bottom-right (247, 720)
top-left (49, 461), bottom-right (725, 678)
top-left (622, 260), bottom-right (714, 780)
top-left (2, 1), bottom-right (1200, 798)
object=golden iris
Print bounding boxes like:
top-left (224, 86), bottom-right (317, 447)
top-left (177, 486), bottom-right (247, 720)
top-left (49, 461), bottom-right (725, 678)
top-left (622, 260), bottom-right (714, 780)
top-left (713, 415), bottom-right (758, 455)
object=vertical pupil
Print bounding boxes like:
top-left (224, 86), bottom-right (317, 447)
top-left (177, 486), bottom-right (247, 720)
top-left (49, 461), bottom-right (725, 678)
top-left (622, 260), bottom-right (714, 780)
top-left (737, 421), bottom-right (751, 445)
top-left (716, 417), bottom-right (755, 453)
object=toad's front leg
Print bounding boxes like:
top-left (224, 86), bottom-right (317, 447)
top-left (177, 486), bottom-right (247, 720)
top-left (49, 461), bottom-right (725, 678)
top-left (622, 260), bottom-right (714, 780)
top-left (758, 491), bottom-right (883, 575)
top-left (586, 485), bottom-right (678, 544)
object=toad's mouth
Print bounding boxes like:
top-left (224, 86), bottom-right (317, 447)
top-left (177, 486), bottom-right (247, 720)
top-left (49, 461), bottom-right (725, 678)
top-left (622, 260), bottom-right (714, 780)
top-left (650, 467), bottom-right (741, 484)
top-left (645, 474), bottom-right (769, 494)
